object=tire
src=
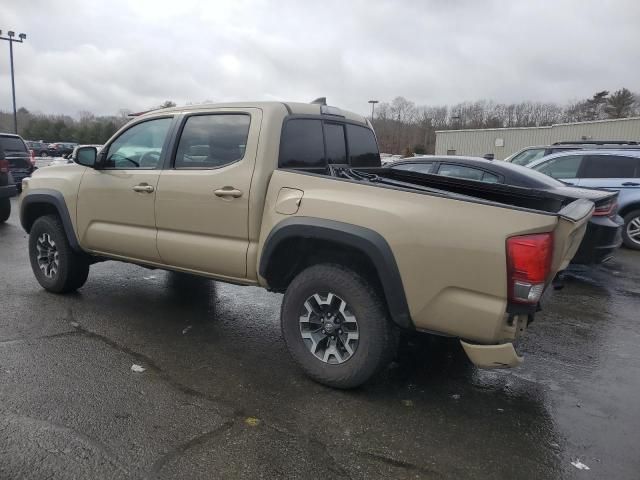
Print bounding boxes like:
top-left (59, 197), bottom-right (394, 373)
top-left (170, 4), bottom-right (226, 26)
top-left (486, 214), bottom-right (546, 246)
top-left (622, 209), bottom-right (640, 250)
top-left (281, 263), bottom-right (398, 389)
top-left (29, 214), bottom-right (90, 293)
top-left (41, 152), bottom-right (48, 157)
top-left (0, 198), bottom-right (10, 223)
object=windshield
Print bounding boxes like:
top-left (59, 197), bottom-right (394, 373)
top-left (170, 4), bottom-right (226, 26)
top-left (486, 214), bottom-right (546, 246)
top-left (0, 136), bottom-right (28, 153)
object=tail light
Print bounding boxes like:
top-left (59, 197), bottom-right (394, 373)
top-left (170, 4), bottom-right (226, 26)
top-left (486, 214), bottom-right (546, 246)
top-left (0, 159), bottom-right (8, 173)
top-left (30, 149), bottom-right (36, 165)
top-left (507, 233), bottom-right (553, 304)
top-left (592, 199), bottom-right (617, 217)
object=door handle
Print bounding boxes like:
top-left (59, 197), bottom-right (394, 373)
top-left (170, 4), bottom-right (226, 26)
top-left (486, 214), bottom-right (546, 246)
top-left (622, 182), bottom-right (640, 187)
top-left (132, 183), bottom-right (154, 193)
top-left (214, 187), bottom-right (243, 198)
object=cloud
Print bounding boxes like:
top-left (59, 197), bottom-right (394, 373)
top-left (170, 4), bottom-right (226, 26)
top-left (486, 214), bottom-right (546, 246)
top-left (1, 0), bottom-right (639, 117)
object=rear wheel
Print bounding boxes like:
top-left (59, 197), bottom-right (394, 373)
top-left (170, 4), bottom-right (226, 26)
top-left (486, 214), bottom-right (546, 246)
top-left (0, 198), bottom-right (10, 223)
top-left (281, 264), bottom-right (397, 389)
top-left (622, 209), bottom-right (640, 250)
top-left (29, 214), bottom-right (90, 293)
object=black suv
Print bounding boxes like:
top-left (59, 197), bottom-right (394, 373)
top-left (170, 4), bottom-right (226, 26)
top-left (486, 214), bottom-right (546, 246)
top-left (0, 133), bottom-right (36, 193)
top-left (0, 144), bottom-right (18, 222)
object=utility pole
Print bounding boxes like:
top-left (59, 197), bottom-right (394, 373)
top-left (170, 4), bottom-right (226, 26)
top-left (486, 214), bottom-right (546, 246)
top-left (368, 100), bottom-right (378, 122)
top-left (0, 30), bottom-right (27, 134)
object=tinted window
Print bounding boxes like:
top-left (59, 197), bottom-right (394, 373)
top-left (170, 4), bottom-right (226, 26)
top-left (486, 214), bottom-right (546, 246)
top-left (534, 155), bottom-right (583, 179)
top-left (174, 114), bottom-right (250, 169)
top-left (582, 155), bottom-right (640, 178)
top-left (279, 119), bottom-right (325, 169)
top-left (0, 136), bottom-right (28, 153)
top-left (346, 125), bottom-right (380, 167)
top-left (438, 164), bottom-right (485, 181)
top-left (324, 123), bottom-right (347, 164)
top-left (105, 118), bottom-right (172, 169)
top-left (511, 148), bottom-right (546, 166)
top-left (392, 162), bottom-right (434, 174)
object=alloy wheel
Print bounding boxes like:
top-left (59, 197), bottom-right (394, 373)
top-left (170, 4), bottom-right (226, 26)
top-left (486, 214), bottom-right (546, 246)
top-left (627, 216), bottom-right (640, 246)
top-left (36, 233), bottom-right (59, 278)
top-left (299, 292), bottom-right (359, 364)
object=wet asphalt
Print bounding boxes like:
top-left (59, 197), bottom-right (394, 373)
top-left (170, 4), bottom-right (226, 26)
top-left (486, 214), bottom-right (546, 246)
top-left (1, 196), bottom-right (640, 479)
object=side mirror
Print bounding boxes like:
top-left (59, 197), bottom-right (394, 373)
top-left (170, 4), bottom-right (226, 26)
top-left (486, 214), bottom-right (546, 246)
top-left (76, 146), bottom-right (97, 168)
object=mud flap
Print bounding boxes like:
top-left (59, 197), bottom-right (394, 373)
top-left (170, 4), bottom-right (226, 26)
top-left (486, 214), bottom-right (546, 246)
top-left (460, 341), bottom-right (523, 368)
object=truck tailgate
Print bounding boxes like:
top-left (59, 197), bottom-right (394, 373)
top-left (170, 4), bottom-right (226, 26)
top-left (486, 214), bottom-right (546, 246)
top-left (552, 198), bottom-right (594, 273)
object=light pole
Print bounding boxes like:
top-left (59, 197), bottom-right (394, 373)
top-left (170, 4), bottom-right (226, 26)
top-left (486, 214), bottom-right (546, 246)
top-left (0, 30), bottom-right (27, 134)
top-left (368, 100), bottom-right (378, 122)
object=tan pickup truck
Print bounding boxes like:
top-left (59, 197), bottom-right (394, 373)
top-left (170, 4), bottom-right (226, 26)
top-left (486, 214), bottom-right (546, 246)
top-left (20, 101), bottom-right (593, 388)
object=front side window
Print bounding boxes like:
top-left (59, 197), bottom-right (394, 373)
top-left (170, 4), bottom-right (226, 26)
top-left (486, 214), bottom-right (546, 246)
top-left (534, 155), bottom-right (584, 179)
top-left (279, 119), bottom-right (325, 169)
top-left (511, 148), bottom-right (546, 166)
top-left (104, 118), bottom-right (172, 169)
top-left (346, 124), bottom-right (380, 167)
top-left (582, 155), bottom-right (639, 178)
top-left (174, 114), bottom-right (250, 169)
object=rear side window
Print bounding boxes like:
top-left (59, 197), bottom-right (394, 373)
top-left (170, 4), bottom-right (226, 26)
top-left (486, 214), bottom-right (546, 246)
top-left (534, 155), bottom-right (583, 179)
top-left (346, 124), bottom-right (380, 167)
top-left (174, 114), bottom-right (250, 169)
top-left (324, 123), bottom-right (347, 164)
top-left (581, 155), bottom-right (640, 178)
top-left (437, 163), bottom-right (501, 183)
top-left (393, 162), bottom-right (434, 174)
top-left (0, 136), bottom-right (28, 153)
top-left (279, 119), bottom-right (325, 169)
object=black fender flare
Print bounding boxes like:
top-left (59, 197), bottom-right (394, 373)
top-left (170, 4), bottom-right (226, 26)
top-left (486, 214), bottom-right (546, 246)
top-left (20, 188), bottom-right (83, 252)
top-left (259, 217), bottom-right (413, 329)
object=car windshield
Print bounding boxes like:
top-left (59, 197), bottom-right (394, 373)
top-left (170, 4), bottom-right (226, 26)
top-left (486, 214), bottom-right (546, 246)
top-left (0, 136), bottom-right (28, 153)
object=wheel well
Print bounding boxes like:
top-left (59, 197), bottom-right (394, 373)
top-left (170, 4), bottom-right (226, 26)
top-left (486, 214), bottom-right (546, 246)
top-left (263, 237), bottom-right (385, 297)
top-left (22, 202), bottom-right (59, 232)
top-left (619, 203), bottom-right (640, 218)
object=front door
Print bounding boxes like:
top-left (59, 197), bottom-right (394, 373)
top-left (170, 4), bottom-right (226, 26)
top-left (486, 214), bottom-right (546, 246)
top-left (76, 116), bottom-right (174, 263)
top-left (154, 109), bottom-right (261, 280)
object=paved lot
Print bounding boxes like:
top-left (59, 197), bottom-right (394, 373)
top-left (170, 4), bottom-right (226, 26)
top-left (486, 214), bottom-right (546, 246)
top-left (1, 196), bottom-right (640, 479)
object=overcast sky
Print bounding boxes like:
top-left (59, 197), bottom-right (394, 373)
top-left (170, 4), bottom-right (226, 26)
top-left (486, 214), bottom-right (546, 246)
top-left (2, 0), bottom-right (639, 117)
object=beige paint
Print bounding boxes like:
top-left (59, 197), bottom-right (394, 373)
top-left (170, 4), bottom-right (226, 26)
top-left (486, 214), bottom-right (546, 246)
top-left (23, 101), bottom-right (592, 369)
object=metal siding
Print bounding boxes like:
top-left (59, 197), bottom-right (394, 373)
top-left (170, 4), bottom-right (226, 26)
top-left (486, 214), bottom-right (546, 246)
top-left (435, 117), bottom-right (640, 159)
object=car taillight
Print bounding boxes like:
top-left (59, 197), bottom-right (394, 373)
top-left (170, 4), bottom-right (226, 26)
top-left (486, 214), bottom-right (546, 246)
top-left (30, 149), bottom-right (36, 165)
top-left (0, 159), bottom-right (8, 173)
top-left (507, 233), bottom-right (553, 304)
top-left (592, 199), bottom-right (617, 217)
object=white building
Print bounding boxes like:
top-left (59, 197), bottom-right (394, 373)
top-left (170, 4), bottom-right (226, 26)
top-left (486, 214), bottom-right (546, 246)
top-left (435, 117), bottom-right (640, 160)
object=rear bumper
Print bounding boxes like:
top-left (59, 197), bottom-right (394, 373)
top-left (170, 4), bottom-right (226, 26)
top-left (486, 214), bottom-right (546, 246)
top-left (571, 215), bottom-right (623, 264)
top-left (0, 184), bottom-right (18, 199)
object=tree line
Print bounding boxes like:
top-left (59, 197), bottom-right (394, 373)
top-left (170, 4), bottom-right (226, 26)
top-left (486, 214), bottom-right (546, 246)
top-left (373, 88), bottom-right (639, 155)
top-left (0, 100), bottom-right (178, 145)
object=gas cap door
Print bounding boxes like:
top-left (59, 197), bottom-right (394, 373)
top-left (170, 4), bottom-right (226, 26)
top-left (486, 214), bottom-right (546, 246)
top-left (275, 188), bottom-right (304, 215)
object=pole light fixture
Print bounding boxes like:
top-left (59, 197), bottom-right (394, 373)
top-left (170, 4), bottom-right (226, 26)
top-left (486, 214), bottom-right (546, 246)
top-left (368, 100), bottom-right (379, 121)
top-left (0, 28), bottom-right (27, 134)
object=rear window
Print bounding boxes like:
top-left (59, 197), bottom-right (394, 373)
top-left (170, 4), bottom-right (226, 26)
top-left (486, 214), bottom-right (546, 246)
top-left (346, 124), bottom-right (380, 167)
top-left (0, 136), bottom-right (28, 153)
top-left (279, 119), bottom-right (325, 169)
top-left (582, 155), bottom-right (640, 178)
top-left (324, 123), bottom-right (347, 164)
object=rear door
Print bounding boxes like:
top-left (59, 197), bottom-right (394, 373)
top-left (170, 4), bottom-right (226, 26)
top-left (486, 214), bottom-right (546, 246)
top-left (154, 109), bottom-right (260, 280)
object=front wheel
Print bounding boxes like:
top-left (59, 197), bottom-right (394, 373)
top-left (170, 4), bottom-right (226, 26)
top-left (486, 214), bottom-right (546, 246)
top-left (0, 198), bottom-right (10, 223)
top-left (29, 214), bottom-right (90, 293)
top-left (281, 264), bottom-right (397, 389)
top-left (622, 209), bottom-right (640, 250)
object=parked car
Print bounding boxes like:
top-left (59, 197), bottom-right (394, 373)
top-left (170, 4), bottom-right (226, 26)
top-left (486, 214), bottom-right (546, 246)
top-left (25, 140), bottom-right (49, 157)
top-left (391, 155), bottom-right (622, 264)
top-left (20, 101), bottom-right (593, 388)
top-left (47, 142), bottom-right (77, 157)
top-left (527, 149), bottom-right (640, 250)
top-left (0, 144), bottom-right (18, 222)
top-left (0, 133), bottom-right (36, 193)
top-left (505, 140), bottom-right (640, 166)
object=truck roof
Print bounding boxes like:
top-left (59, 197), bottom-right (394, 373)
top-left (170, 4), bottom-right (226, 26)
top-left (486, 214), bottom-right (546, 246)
top-left (140, 101), bottom-right (369, 125)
